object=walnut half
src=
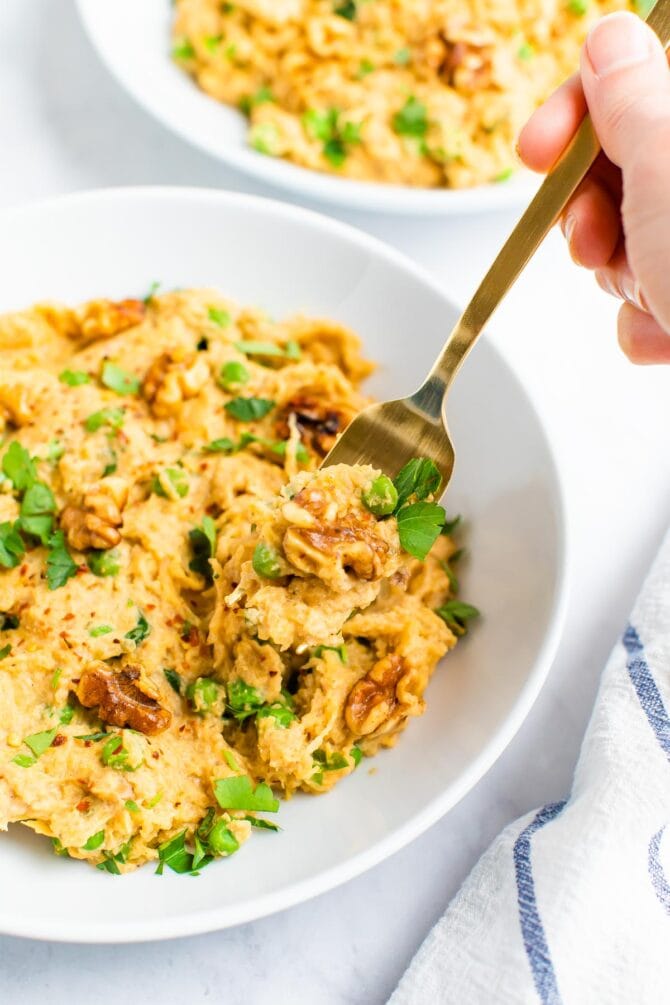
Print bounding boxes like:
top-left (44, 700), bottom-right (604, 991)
top-left (76, 662), bottom-right (172, 735)
top-left (142, 346), bottom-right (210, 417)
top-left (344, 654), bottom-right (405, 736)
top-left (60, 477), bottom-right (128, 551)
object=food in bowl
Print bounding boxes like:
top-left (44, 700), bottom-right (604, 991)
top-left (172, 0), bottom-right (629, 188)
top-left (0, 289), bottom-right (477, 874)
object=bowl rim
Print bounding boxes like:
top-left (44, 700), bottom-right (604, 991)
top-left (75, 0), bottom-right (541, 216)
top-left (0, 186), bottom-right (570, 942)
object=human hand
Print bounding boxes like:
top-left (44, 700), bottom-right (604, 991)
top-left (518, 11), bottom-right (670, 364)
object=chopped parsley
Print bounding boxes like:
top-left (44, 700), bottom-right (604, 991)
top-left (47, 439), bottom-right (65, 463)
top-left (312, 748), bottom-right (354, 783)
top-left (125, 800), bottom-right (140, 813)
top-left (84, 407), bottom-right (125, 433)
top-left (2, 441), bottom-right (37, 491)
top-left (356, 58), bottom-right (375, 78)
top-left (567, 0), bottom-right (588, 13)
top-left (303, 108), bottom-right (362, 167)
top-left (239, 86), bottom-right (275, 114)
top-left (334, 0), bottom-right (357, 18)
top-left (214, 775), bottom-right (279, 813)
top-left (46, 531), bottom-right (78, 590)
top-left (188, 516), bottom-right (217, 585)
top-left (226, 679), bottom-right (265, 721)
top-left (173, 37), bottom-right (195, 61)
top-left (0, 522), bottom-right (25, 569)
top-left (0, 613), bottom-right (19, 630)
top-left (164, 668), bottom-right (182, 694)
top-left (125, 611), bottom-right (151, 646)
top-left (396, 502), bottom-right (445, 561)
top-left (0, 645), bottom-right (11, 661)
top-left (59, 369), bottom-right (90, 386)
top-left (203, 437), bottom-right (237, 454)
top-left (83, 830), bottom-right (105, 851)
top-left (224, 396), bottom-right (275, 422)
top-left (393, 458), bottom-right (442, 509)
top-left (436, 600), bottom-right (480, 636)
top-left (392, 96), bottom-right (428, 138)
top-left (150, 466), bottom-right (189, 499)
top-left (442, 514), bottom-right (461, 536)
top-left (89, 624), bottom-right (112, 637)
top-left (245, 815), bottom-right (280, 832)
top-left (19, 480), bottom-right (56, 544)
top-left (314, 643), bottom-right (348, 664)
top-left (256, 701), bottom-right (296, 728)
top-left (101, 362), bottom-right (140, 396)
top-left (143, 280), bottom-right (161, 305)
top-left (87, 549), bottom-right (120, 577)
top-left (208, 306), bottom-right (231, 328)
top-left (12, 727), bottom-right (58, 766)
top-left (59, 703), bottom-right (75, 724)
top-left (155, 830), bottom-right (192, 875)
top-left (234, 340), bottom-right (301, 360)
top-left (394, 47), bottom-right (411, 65)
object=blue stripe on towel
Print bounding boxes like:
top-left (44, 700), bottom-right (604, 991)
top-left (514, 801), bottom-right (567, 1005)
top-left (648, 826), bottom-right (670, 917)
top-left (623, 624), bottom-right (670, 760)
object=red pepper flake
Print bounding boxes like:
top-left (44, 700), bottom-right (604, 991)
top-left (178, 724), bottom-right (186, 733)
top-left (63, 613), bottom-right (75, 622)
top-left (151, 751), bottom-right (160, 760)
top-left (146, 603), bottom-right (156, 611)
top-left (84, 740), bottom-right (92, 748)
top-left (76, 565), bottom-right (88, 574)
top-left (52, 734), bottom-right (66, 747)
top-left (76, 799), bottom-right (90, 812)
top-left (19, 564), bottom-right (28, 576)
top-left (72, 678), bottom-right (80, 684)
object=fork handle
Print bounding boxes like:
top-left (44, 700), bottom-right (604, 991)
top-left (415, 0), bottom-right (670, 413)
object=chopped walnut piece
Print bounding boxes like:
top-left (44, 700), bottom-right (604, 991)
top-left (76, 662), bottom-right (172, 735)
top-left (60, 476), bottom-right (128, 551)
top-left (274, 395), bottom-right (349, 457)
top-left (74, 299), bottom-right (146, 344)
top-left (344, 654), bottom-right (405, 736)
top-left (438, 38), bottom-right (493, 90)
top-left (142, 346), bottom-right (210, 417)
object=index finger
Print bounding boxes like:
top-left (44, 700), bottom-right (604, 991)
top-left (517, 74), bottom-right (587, 172)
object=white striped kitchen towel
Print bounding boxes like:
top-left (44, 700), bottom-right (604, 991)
top-left (391, 528), bottom-right (670, 1005)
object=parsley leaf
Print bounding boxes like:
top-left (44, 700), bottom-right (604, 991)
top-left (23, 728), bottom-right (58, 758)
top-left (214, 775), bottom-right (279, 813)
top-left (218, 361), bottom-right (249, 391)
top-left (164, 668), bottom-right (182, 694)
top-left (89, 624), bottom-right (112, 637)
top-left (234, 340), bottom-right (302, 360)
top-left (396, 501), bottom-right (445, 560)
top-left (101, 362), bottom-right (140, 396)
top-left (0, 644), bottom-right (11, 661)
top-left (125, 611), bottom-right (151, 646)
top-left (2, 442), bottom-right (37, 491)
top-left (226, 679), bottom-right (265, 721)
top-left (84, 407), bottom-right (125, 433)
top-left (436, 600), bottom-right (480, 636)
top-left (46, 531), bottom-right (78, 590)
top-left (203, 437), bottom-right (236, 453)
top-left (392, 96), bottom-right (428, 138)
top-left (19, 480), bottom-right (56, 544)
top-left (0, 522), bottom-right (25, 568)
top-left (334, 0), bottom-right (356, 18)
top-left (156, 830), bottom-right (192, 875)
top-left (224, 397), bottom-right (275, 421)
top-left (59, 369), bottom-right (90, 386)
top-left (188, 516), bottom-right (216, 585)
top-left (393, 458), bottom-right (442, 509)
top-left (150, 467), bottom-right (189, 499)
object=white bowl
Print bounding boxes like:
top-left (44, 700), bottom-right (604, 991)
top-left (0, 188), bottom-right (567, 942)
top-left (75, 0), bottom-right (541, 216)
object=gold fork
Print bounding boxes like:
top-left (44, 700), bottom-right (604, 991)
top-left (323, 0), bottom-right (670, 487)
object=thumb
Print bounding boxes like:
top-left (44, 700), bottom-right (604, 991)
top-left (581, 11), bottom-right (670, 333)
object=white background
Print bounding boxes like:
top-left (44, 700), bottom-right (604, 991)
top-left (0, 2), bottom-right (668, 1003)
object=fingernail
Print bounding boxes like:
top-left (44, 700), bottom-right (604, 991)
top-left (621, 272), bottom-right (649, 312)
top-left (586, 13), bottom-right (652, 78)
top-left (562, 213), bottom-right (581, 264)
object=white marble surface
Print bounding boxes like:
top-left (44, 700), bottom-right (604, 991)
top-left (0, 2), bottom-right (668, 1003)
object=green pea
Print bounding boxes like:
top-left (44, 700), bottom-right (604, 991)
top-left (361, 475), bottom-right (398, 516)
top-left (219, 361), bottom-right (250, 391)
top-left (186, 677), bottom-right (222, 715)
top-left (252, 542), bottom-right (283, 579)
